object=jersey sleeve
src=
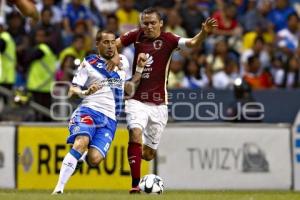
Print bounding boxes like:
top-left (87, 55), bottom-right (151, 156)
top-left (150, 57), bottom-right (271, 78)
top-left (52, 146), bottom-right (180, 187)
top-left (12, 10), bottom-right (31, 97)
top-left (120, 28), bottom-right (139, 47)
top-left (167, 32), bottom-right (181, 50)
top-left (72, 60), bottom-right (89, 87)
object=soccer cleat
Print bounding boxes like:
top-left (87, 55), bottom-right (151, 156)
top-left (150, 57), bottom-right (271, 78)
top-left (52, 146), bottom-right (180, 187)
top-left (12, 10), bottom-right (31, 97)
top-left (129, 186), bottom-right (141, 194)
top-left (72, 160), bottom-right (84, 176)
top-left (51, 190), bottom-right (63, 195)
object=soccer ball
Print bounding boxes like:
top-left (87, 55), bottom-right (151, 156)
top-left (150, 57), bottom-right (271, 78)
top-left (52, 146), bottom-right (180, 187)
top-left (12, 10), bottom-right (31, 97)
top-left (139, 174), bottom-right (164, 194)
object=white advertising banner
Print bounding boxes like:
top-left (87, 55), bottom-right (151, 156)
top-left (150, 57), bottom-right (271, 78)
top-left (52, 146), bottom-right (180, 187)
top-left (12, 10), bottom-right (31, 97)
top-left (0, 126), bottom-right (15, 188)
top-left (158, 125), bottom-right (291, 190)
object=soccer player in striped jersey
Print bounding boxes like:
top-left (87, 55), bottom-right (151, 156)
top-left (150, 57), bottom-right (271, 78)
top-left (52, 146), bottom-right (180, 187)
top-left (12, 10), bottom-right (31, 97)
top-left (52, 30), bottom-right (147, 194)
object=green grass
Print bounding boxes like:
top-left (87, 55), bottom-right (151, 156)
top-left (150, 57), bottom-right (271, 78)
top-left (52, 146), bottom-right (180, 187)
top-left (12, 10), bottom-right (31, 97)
top-left (1, 190), bottom-right (300, 200)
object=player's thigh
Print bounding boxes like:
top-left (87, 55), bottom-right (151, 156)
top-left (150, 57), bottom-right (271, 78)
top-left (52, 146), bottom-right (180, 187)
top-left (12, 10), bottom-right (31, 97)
top-left (125, 99), bottom-right (148, 133)
top-left (143, 104), bottom-right (168, 150)
top-left (90, 120), bottom-right (117, 162)
top-left (67, 110), bottom-right (96, 151)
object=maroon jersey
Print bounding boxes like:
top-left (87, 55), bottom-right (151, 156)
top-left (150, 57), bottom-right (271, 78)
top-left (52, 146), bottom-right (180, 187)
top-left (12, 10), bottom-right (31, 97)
top-left (120, 28), bottom-right (180, 105)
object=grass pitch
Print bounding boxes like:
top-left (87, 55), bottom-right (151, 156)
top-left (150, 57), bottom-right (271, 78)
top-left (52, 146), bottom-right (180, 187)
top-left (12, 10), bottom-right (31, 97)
top-left (1, 190), bottom-right (300, 200)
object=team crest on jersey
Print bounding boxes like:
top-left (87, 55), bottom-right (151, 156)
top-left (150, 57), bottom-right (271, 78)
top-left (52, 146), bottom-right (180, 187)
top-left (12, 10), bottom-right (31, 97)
top-left (153, 40), bottom-right (163, 50)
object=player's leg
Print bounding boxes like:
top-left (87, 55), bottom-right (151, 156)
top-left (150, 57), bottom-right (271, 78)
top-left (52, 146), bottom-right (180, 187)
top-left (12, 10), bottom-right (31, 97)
top-left (53, 135), bottom-right (89, 194)
top-left (125, 99), bottom-right (148, 193)
top-left (87, 118), bottom-right (117, 167)
top-left (128, 127), bottom-right (143, 192)
top-left (53, 108), bottom-right (96, 194)
top-left (142, 104), bottom-right (168, 161)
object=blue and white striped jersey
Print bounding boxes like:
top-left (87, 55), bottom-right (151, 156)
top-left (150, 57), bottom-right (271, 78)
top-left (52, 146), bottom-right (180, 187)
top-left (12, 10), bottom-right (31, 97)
top-left (72, 54), bottom-right (130, 121)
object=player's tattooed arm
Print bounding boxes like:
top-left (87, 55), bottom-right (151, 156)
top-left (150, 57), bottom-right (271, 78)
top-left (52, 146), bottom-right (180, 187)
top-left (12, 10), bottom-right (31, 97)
top-left (185, 18), bottom-right (218, 48)
top-left (124, 53), bottom-right (147, 98)
top-left (68, 83), bottom-right (102, 98)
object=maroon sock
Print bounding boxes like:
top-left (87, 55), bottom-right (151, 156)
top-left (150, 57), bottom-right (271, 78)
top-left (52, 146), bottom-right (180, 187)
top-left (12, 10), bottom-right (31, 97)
top-left (128, 142), bottom-right (142, 187)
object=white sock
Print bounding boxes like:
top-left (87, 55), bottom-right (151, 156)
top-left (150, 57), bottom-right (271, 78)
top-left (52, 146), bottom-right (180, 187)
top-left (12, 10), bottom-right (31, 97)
top-left (54, 153), bottom-right (78, 192)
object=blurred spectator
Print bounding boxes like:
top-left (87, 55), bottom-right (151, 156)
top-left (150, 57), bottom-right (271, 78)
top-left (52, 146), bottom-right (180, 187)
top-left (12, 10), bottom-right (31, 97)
top-left (92, 0), bottom-right (118, 14)
top-left (180, 0), bottom-right (205, 37)
top-left (270, 55), bottom-right (285, 87)
top-left (25, 28), bottom-right (57, 121)
top-left (212, 57), bottom-right (240, 90)
top-left (6, 11), bottom-right (30, 88)
top-left (33, 6), bottom-right (63, 54)
top-left (242, 21), bottom-right (275, 50)
top-left (73, 20), bottom-right (93, 52)
top-left (56, 55), bottom-right (77, 82)
top-left (267, 0), bottom-right (296, 32)
top-left (59, 34), bottom-right (86, 65)
top-left (168, 52), bottom-right (185, 89)
top-left (62, 0), bottom-right (93, 38)
top-left (106, 14), bottom-right (121, 37)
top-left (240, 0), bottom-right (273, 33)
top-left (212, 2), bottom-right (242, 37)
top-left (243, 54), bottom-right (273, 89)
top-left (226, 78), bottom-right (262, 122)
top-left (0, 18), bottom-right (17, 91)
top-left (206, 38), bottom-right (237, 74)
top-left (275, 55), bottom-right (300, 88)
top-left (240, 36), bottom-right (271, 73)
top-left (277, 13), bottom-right (300, 54)
top-left (36, 0), bottom-right (63, 24)
top-left (165, 9), bottom-right (187, 37)
top-left (116, 0), bottom-right (139, 34)
top-left (181, 59), bottom-right (209, 89)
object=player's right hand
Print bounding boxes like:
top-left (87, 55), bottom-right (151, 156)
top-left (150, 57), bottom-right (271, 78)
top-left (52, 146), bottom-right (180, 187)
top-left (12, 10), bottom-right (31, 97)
top-left (137, 53), bottom-right (147, 68)
top-left (84, 83), bottom-right (102, 95)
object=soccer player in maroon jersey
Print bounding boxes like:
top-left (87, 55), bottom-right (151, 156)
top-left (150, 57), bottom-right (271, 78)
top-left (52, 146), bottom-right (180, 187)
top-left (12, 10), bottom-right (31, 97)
top-left (115, 7), bottom-right (217, 193)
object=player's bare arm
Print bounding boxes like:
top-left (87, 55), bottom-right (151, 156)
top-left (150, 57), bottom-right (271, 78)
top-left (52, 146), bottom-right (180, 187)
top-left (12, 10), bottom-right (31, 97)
top-left (68, 83), bottom-right (101, 98)
top-left (185, 18), bottom-right (218, 48)
top-left (9, 0), bottom-right (40, 22)
top-left (124, 53), bottom-right (147, 97)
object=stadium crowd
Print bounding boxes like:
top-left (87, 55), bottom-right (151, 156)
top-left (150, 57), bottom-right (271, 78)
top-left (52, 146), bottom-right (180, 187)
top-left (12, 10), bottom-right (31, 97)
top-left (0, 0), bottom-right (299, 121)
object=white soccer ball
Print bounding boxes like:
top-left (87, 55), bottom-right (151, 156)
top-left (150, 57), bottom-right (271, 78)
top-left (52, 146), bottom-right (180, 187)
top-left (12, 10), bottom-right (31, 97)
top-left (139, 174), bottom-right (164, 194)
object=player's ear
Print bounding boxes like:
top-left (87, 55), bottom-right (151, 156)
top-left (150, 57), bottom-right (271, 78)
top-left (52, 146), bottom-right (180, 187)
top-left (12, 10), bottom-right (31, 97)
top-left (159, 20), bottom-right (163, 28)
top-left (95, 40), bottom-right (99, 47)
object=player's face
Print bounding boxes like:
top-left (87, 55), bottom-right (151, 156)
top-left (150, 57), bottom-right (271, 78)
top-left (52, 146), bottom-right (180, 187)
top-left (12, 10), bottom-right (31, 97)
top-left (97, 33), bottom-right (116, 59)
top-left (141, 13), bottom-right (163, 39)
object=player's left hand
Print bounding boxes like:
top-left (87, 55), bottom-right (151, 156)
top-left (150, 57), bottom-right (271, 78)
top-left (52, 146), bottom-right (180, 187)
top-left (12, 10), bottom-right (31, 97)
top-left (202, 18), bottom-right (218, 33)
top-left (84, 83), bottom-right (102, 95)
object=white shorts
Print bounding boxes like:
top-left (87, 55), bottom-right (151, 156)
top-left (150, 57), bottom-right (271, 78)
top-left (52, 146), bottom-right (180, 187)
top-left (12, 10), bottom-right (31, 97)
top-left (125, 99), bottom-right (168, 150)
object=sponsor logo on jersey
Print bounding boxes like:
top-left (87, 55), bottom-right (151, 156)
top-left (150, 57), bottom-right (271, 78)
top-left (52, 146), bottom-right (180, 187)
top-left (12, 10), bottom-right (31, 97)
top-left (153, 40), bottom-right (163, 50)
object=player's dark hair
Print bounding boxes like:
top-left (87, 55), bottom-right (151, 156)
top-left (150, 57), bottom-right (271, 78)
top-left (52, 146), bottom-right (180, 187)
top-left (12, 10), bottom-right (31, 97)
top-left (95, 30), bottom-right (115, 42)
top-left (141, 7), bottom-right (162, 21)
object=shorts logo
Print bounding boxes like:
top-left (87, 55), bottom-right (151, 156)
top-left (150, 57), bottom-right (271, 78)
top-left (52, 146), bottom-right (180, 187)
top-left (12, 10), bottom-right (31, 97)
top-left (73, 126), bottom-right (80, 133)
top-left (105, 133), bottom-right (113, 141)
top-left (153, 40), bottom-right (163, 50)
top-left (80, 115), bottom-right (94, 125)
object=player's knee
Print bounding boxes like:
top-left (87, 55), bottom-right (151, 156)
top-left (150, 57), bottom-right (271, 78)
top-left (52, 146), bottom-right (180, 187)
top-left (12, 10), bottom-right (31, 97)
top-left (87, 155), bottom-right (102, 167)
top-left (129, 128), bottom-right (142, 143)
top-left (73, 137), bottom-right (89, 153)
top-left (142, 150), bottom-right (156, 161)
